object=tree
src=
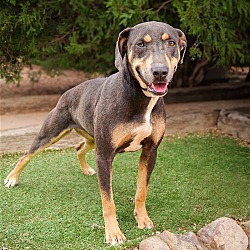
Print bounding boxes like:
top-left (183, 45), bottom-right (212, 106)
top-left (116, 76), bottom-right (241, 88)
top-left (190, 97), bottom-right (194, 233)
top-left (0, 0), bottom-right (118, 83)
top-left (1, 0), bottom-right (249, 85)
top-left (173, 0), bottom-right (250, 86)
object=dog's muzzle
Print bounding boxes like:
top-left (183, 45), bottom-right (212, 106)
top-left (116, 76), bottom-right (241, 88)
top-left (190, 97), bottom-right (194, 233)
top-left (136, 68), bottom-right (169, 96)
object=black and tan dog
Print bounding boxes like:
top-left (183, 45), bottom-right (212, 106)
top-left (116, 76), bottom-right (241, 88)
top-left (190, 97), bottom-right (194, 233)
top-left (4, 21), bottom-right (186, 245)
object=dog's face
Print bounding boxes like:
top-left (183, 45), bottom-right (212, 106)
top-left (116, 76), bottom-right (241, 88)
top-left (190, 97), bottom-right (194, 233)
top-left (115, 21), bottom-right (187, 97)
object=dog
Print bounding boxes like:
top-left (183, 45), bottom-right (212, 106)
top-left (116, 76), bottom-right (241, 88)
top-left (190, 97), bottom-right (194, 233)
top-left (4, 21), bottom-right (186, 245)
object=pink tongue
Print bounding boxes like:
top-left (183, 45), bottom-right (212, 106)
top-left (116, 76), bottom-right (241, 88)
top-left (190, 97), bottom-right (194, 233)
top-left (152, 83), bottom-right (168, 93)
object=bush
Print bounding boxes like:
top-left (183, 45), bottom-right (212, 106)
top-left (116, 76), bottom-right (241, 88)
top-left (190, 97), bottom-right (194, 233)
top-left (174, 0), bottom-right (250, 65)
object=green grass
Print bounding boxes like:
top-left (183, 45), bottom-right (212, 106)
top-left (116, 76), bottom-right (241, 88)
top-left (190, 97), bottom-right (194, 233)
top-left (1, 134), bottom-right (250, 249)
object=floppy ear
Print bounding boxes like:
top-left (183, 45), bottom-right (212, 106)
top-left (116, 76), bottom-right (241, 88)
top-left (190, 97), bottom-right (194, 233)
top-left (176, 28), bottom-right (187, 64)
top-left (115, 27), bottom-right (132, 71)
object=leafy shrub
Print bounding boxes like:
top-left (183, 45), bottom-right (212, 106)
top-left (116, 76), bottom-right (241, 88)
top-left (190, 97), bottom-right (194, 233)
top-left (1, 0), bottom-right (249, 83)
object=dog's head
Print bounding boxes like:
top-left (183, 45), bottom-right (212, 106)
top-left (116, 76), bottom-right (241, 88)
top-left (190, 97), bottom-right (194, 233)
top-left (115, 21), bottom-right (187, 97)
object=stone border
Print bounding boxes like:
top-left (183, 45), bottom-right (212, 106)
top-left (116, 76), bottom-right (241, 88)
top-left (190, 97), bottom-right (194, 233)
top-left (139, 217), bottom-right (249, 250)
top-left (217, 108), bottom-right (250, 143)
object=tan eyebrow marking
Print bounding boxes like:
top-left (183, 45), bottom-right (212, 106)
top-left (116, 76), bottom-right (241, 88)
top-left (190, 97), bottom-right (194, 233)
top-left (143, 34), bottom-right (152, 43)
top-left (162, 33), bottom-right (169, 40)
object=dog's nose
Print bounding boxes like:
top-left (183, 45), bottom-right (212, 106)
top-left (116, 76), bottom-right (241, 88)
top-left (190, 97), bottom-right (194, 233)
top-left (152, 66), bottom-right (168, 82)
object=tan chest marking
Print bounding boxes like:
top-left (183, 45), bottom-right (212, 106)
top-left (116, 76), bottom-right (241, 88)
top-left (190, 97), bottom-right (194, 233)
top-left (123, 122), bottom-right (152, 152)
top-left (112, 97), bottom-right (159, 152)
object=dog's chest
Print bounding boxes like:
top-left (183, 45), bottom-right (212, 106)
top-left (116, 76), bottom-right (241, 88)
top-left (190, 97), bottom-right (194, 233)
top-left (112, 97), bottom-right (158, 153)
top-left (123, 122), bottom-right (152, 152)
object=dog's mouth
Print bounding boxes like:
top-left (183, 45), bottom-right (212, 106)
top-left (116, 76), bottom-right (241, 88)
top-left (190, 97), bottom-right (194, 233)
top-left (148, 82), bottom-right (169, 95)
top-left (136, 68), bottom-right (169, 96)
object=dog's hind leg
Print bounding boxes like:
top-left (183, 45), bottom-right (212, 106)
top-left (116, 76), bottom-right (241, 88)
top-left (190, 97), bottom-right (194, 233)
top-left (4, 108), bottom-right (72, 188)
top-left (75, 137), bottom-right (96, 175)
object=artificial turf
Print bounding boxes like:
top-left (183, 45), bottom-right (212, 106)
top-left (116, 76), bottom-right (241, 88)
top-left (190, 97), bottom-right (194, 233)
top-left (1, 134), bottom-right (249, 249)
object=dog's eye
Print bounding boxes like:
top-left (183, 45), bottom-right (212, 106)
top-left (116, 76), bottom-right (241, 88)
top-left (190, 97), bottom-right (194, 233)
top-left (137, 41), bottom-right (145, 47)
top-left (168, 41), bottom-right (176, 47)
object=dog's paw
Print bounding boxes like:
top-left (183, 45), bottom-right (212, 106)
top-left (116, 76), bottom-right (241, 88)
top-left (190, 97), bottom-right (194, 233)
top-left (134, 211), bottom-right (154, 230)
top-left (4, 177), bottom-right (18, 188)
top-left (82, 166), bottom-right (96, 176)
top-left (137, 217), bottom-right (154, 230)
top-left (105, 228), bottom-right (126, 245)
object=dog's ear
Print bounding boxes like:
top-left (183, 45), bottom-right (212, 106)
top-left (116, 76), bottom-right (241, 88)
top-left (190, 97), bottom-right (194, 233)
top-left (176, 29), bottom-right (187, 64)
top-left (115, 27), bottom-right (132, 71)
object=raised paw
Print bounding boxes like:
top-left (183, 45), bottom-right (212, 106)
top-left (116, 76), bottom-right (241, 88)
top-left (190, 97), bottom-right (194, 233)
top-left (4, 177), bottom-right (18, 188)
top-left (105, 227), bottom-right (126, 245)
top-left (82, 166), bottom-right (96, 175)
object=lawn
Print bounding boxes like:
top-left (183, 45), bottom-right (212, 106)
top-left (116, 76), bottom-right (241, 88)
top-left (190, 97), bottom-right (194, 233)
top-left (1, 134), bottom-right (250, 250)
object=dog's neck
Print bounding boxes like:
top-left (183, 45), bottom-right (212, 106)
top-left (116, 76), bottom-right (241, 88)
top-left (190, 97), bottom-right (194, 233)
top-left (122, 61), bottom-right (142, 94)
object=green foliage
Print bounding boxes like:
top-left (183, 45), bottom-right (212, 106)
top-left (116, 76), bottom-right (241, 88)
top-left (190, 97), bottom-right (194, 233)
top-left (173, 0), bottom-right (250, 65)
top-left (106, 0), bottom-right (157, 26)
top-left (1, 135), bottom-right (250, 248)
top-left (0, 0), bottom-right (117, 81)
top-left (0, 0), bottom-right (249, 83)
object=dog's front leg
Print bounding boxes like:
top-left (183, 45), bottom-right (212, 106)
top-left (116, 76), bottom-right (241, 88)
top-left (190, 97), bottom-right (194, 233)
top-left (134, 144), bottom-right (157, 229)
top-left (96, 155), bottom-right (126, 245)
